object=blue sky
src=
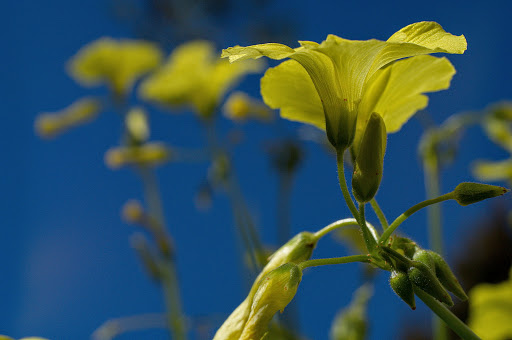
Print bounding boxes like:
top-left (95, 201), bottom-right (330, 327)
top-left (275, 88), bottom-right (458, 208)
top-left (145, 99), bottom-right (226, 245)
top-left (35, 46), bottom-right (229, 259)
top-left (2, 0), bottom-right (512, 339)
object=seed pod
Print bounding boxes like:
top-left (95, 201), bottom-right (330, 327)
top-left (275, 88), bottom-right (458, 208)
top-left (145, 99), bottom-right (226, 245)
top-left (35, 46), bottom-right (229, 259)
top-left (413, 249), bottom-right (435, 271)
top-left (429, 250), bottom-right (468, 301)
top-left (408, 261), bottom-right (453, 306)
top-left (453, 182), bottom-right (508, 206)
top-left (390, 271), bottom-right (416, 310)
top-left (352, 112), bottom-right (387, 203)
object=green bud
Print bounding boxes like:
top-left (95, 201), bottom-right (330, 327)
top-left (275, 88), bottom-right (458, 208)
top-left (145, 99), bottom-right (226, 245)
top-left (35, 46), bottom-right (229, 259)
top-left (352, 112), bottom-right (387, 203)
top-left (408, 261), bottom-right (453, 306)
top-left (213, 298), bottom-right (252, 340)
top-left (390, 271), bottom-right (416, 310)
top-left (125, 107), bottom-right (149, 143)
top-left (391, 236), bottom-right (418, 259)
top-left (412, 249), bottom-right (435, 271)
top-left (453, 182), bottom-right (509, 206)
top-left (429, 250), bottom-right (468, 301)
top-left (240, 263), bottom-right (302, 340)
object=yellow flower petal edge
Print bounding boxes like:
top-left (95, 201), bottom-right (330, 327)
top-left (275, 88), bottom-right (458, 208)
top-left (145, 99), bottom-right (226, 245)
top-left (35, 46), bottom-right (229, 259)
top-left (67, 37), bottom-right (162, 96)
top-left (140, 40), bottom-right (264, 118)
top-left (222, 21), bottom-right (466, 151)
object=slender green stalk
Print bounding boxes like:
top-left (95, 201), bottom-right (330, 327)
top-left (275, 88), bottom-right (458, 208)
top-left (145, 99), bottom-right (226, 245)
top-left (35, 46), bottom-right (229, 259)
top-left (378, 192), bottom-right (454, 244)
top-left (139, 168), bottom-right (187, 340)
top-left (425, 158), bottom-right (447, 340)
top-left (359, 203), bottom-right (377, 252)
top-left (277, 172), bottom-right (293, 246)
top-left (336, 150), bottom-right (361, 224)
top-left (92, 313), bottom-right (166, 340)
top-left (299, 255), bottom-right (370, 270)
top-left (414, 287), bottom-right (481, 340)
top-left (370, 198), bottom-right (389, 229)
top-left (313, 218), bottom-right (359, 239)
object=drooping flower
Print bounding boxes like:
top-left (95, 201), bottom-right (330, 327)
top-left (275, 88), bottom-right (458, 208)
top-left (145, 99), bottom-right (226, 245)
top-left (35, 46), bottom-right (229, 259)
top-left (139, 41), bottom-right (264, 118)
top-left (67, 38), bottom-right (162, 97)
top-left (222, 22), bottom-right (466, 154)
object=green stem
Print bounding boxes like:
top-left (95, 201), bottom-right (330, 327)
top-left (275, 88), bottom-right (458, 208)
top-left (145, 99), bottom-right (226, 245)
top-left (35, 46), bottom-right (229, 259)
top-left (277, 172), bottom-right (293, 246)
top-left (359, 203), bottom-right (377, 252)
top-left (378, 192), bottom-right (454, 245)
top-left (299, 255), bottom-right (370, 270)
top-left (92, 313), bottom-right (166, 340)
top-left (313, 218), bottom-right (359, 239)
top-left (139, 168), bottom-right (187, 340)
top-left (414, 287), bottom-right (481, 340)
top-left (336, 149), bottom-right (360, 224)
top-left (425, 159), bottom-right (446, 340)
top-left (370, 198), bottom-right (389, 229)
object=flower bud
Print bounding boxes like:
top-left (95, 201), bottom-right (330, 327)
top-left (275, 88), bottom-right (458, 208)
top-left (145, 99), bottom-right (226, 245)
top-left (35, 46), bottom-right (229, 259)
top-left (352, 112), bottom-right (387, 203)
top-left (125, 107), bottom-right (149, 143)
top-left (453, 182), bottom-right (508, 206)
top-left (259, 232), bottom-right (317, 281)
top-left (240, 263), bottom-right (302, 340)
top-left (390, 271), bottom-right (416, 310)
top-left (105, 143), bottom-right (170, 169)
top-left (214, 233), bottom-right (316, 340)
top-left (429, 250), bottom-right (468, 301)
top-left (408, 261), bottom-right (453, 306)
top-left (412, 249), bottom-right (435, 271)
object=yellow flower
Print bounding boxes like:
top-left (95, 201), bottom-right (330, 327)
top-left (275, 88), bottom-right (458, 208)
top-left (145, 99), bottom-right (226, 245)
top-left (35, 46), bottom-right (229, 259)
top-left (222, 22), bottom-right (466, 153)
top-left (139, 40), bottom-right (264, 118)
top-left (67, 38), bottom-right (162, 97)
top-left (35, 97), bottom-right (102, 138)
top-left (468, 267), bottom-right (512, 340)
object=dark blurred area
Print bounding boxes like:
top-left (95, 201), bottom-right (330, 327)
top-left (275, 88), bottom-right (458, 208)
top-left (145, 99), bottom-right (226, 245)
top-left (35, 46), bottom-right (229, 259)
top-left (109, 0), bottom-right (298, 48)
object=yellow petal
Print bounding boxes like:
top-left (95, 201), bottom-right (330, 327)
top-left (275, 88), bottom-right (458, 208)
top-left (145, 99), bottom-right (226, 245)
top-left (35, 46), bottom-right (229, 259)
top-left (472, 159), bottom-right (512, 183)
top-left (221, 43), bottom-right (295, 62)
top-left (354, 55), bottom-right (455, 154)
top-left (468, 269), bottom-right (512, 340)
top-left (261, 60), bottom-right (324, 129)
top-left (35, 97), bottom-right (102, 138)
top-left (68, 38), bottom-right (162, 96)
top-left (141, 40), bottom-right (263, 117)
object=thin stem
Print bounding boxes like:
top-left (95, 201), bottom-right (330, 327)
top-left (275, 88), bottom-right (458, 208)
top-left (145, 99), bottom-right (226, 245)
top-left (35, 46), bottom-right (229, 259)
top-left (414, 287), bottom-right (481, 340)
top-left (378, 192), bottom-right (454, 245)
top-left (313, 218), bottom-right (359, 239)
top-left (425, 158), bottom-right (446, 340)
top-left (359, 203), bottom-right (377, 252)
top-left (92, 313), bottom-right (166, 340)
top-left (336, 149), bottom-right (360, 224)
top-left (277, 172), bottom-right (293, 246)
top-left (299, 255), bottom-right (370, 270)
top-left (370, 198), bottom-right (389, 229)
top-left (139, 168), bottom-right (187, 340)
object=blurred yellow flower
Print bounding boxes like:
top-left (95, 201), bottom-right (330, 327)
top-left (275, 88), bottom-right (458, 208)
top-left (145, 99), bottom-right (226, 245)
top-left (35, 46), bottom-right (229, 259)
top-left (468, 267), bottom-right (512, 340)
top-left (139, 40), bottom-right (264, 118)
top-left (222, 22), bottom-right (466, 153)
top-left (67, 38), bottom-right (162, 97)
top-left (222, 91), bottom-right (273, 122)
top-left (35, 97), bottom-right (102, 138)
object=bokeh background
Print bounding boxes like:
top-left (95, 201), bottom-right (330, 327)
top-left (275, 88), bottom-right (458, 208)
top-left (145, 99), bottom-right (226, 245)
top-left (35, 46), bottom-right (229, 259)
top-left (2, 0), bottom-right (512, 339)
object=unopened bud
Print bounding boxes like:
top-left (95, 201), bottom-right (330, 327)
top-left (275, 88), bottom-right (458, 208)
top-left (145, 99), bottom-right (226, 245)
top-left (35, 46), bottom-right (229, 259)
top-left (105, 143), bottom-right (170, 169)
top-left (126, 107), bottom-right (149, 143)
top-left (390, 271), bottom-right (416, 310)
top-left (122, 200), bottom-right (145, 223)
top-left (223, 91), bottom-right (273, 122)
top-left (408, 261), bottom-right (453, 306)
top-left (453, 182), bottom-right (508, 206)
top-left (35, 97), bottom-right (101, 138)
top-left (352, 112), bottom-right (387, 203)
top-left (240, 263), bottom-right (302, 340)
top-left (412, 249), bottom-right (435, 271)
top-left (429, 250), bottom-right (468, 301)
